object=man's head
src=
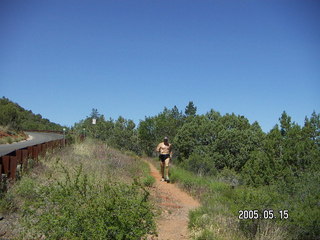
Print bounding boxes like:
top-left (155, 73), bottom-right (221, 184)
top-left (164, 136), bottom-right (168, 143)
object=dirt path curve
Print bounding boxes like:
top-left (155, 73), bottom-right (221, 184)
top-left (145, 160), bottom-right (200, 240)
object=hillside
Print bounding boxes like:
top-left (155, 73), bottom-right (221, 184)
top-left (0, 97), bottom-right (63, 132)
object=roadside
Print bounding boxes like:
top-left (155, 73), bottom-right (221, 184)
top-left (0, 140), bottom-right (156, 239)
top-left (0, 127), bottom-right (27, 145)
top-left (146, 159), bottom-right (200, 240)
top-left (0, 132), bottom-right (63, 157)
top-left (0, 133), bottom-right (33, 145)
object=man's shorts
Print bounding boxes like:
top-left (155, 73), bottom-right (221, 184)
top-left (159, 154), bottom-right (170, 167)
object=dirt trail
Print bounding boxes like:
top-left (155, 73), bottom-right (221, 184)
top-left (146, 160), bottom-right (200, 240)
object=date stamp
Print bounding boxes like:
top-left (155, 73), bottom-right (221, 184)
top-left (238, 210), bottom-right (289, 220)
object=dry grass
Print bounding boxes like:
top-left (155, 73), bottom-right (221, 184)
top-left (0, 125), bottom-right (10, 132)
top-left (0, 139), bottom-right (152, 239)
top-left (0, 125), bottom-right (27, 144)
top-left (190, 205), bottom-right (247, 240)
top-left (36, 138), bottom-right (144, 185)
top-left (255, 221), bottom-right (289, 240)
top-left (0, 136), bottom-right (26, 144)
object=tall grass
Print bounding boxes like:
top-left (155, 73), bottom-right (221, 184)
top-left (0, 139), bottom-right (156, 239)
top-left (165, 164), bottom-right (290, 240)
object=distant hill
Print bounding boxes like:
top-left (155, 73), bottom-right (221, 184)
top-left (0, 97), bottom-right (63, 131)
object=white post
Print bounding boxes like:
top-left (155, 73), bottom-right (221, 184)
top-left (63, 128), bottom-right (66, 146)
top-left (92, 118), bottom-right (97, 138)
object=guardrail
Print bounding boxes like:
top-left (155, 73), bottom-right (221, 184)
top-left (0, 139), bottom-right (66, 181)
top-left (23, 129), bottom-right (64, 134)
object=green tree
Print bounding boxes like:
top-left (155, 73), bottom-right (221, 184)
top-left (185, 101), bottom-right (197, 117)
top-left (0, 103), bottom-right (21, 129)
top-left (138, 117), bottom-right (157, 156)
top-left (174, 115), bottom-right (215, 161)
top-left (174, 112), bottom-right (263, 173)
top-left (90, 108), bottom-right (100, 119)
top-left (279, 111), bottom-right (292, 136)
top-left (138, 106), bottom-right (185, 156)
top-left (303, 111), bottom-right (320, 146)
top-left (213, 114), bottom-right (262, 171)
top-left (242, 112), bottom-right (320, 187)
top-left (205, 109), bottom-right (221, 121)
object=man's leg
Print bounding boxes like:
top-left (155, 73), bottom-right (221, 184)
top-left (165, 157), bottom-right (170, 181)
top-left (160, 161), bottom-right (165, 180)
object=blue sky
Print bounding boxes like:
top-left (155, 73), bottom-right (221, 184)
top-left (1, 0), bottom-right (319, 132)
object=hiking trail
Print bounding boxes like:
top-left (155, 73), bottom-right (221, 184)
top-left (146, 160), bottom-right (200, 240)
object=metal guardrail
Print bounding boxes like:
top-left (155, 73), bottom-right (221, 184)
top-left (0, 139), bottom-right (66, 180)
top-left (24, 129), bottom-right (64, 134)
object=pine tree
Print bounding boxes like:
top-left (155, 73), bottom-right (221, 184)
top-left (185, 101), bottom-right (197, 117)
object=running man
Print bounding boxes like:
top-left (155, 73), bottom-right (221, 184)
top-left (156, 137), bottom-right (172, 182)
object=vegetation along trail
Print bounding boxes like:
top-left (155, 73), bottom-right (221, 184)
top-left (146, 159), bottom-right (200, 240)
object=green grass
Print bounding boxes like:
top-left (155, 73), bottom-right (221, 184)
top-left (140, 161), bottom-right (155, 187)
top-left (164, 163), bottom-right (290, 240)
top-left (142, 174), bottom-right (155, 187)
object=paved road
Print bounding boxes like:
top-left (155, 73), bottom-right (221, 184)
top-left (0, 132), bottom-right (64, 157)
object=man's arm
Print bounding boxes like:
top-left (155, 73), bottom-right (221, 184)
top-left (169, 144), bottom-right (173, 158)
top-left (156, 143), bottom-right (161, 153)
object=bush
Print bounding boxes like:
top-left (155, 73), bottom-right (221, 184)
top-left (181, 152), bottom-right (217, 176)
top-left (143, 175), bottom-right (155, 187)
top-left (277, 170), bottom-right (320, 239)
top-left (7, 137), bottom-right (13, 144)
top-left (20, 166), bottom-right (156, 240)
top-left (218, 167), bottom-right (241, 187)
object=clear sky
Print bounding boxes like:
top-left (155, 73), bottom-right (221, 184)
top-left (1, 0), bottom-right (319, 132)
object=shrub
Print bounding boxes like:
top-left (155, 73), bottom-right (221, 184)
top-left (7, 137), bottom-right (13, 144)
top-left (20, 166), bottom-right (156, 240)
top-left (143, 175), bottom-right (155, 187)
top-left (277, 170), bottom-right (320, 239)
top-left (218, 167), bottom-right (241, 187)
top-left (181, 152), bottom-right (217, 176)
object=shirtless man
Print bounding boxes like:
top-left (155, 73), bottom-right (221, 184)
top-left (156, 137), bottom-right (172, 182)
